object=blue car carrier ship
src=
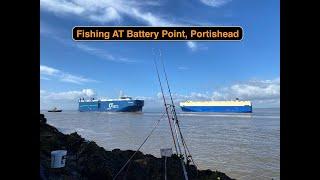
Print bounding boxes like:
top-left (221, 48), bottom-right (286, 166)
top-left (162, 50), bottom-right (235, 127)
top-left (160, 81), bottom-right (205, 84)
top-left (179, 99), bottom-right (252, 113)
top-left (78, 95), bottom-right (144, 112)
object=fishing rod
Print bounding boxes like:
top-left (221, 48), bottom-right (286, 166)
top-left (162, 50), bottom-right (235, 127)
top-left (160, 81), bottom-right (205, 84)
top-left (152, 49), bottom-right (179, 155)
top-left (158, 50), bottom-right (188, 159)
top-left (158, 50), bottom-right (197, 167)
top-left (155, 50), bottom-right (189, 180)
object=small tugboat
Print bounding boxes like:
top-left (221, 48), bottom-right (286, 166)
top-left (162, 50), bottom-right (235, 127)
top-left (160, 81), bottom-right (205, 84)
top-left (48, 107), bottom-right (62, 112)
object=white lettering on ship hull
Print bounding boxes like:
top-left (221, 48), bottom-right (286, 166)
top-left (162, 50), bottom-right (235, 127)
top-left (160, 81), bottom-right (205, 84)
top-left (107, 103), bottom-right (119, 110)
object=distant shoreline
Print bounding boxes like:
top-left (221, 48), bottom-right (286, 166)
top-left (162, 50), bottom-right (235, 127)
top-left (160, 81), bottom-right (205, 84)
top-left (40, 107), bottom-right (280, 112)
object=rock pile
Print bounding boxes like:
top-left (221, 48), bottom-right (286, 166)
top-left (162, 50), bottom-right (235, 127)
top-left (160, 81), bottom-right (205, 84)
top-left (40, 114), bottom-right (235, 180)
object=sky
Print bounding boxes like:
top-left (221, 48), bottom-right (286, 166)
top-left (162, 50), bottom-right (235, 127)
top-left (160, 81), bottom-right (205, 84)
top-left (40, 0), bottom-right (280, 110)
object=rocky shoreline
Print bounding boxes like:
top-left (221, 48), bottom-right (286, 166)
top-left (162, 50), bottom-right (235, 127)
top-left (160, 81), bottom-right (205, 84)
top-left (40, 114), bottom-right (235, 180)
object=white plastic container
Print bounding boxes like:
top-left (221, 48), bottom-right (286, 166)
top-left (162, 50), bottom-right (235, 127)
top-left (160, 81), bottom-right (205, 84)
top-left (51, 150), bottom-right (67, 168)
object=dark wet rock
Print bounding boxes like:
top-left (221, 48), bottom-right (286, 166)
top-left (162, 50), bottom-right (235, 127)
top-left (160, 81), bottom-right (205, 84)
top-left (40, 114), bottom-right (47, 124)
top-left (40, 114), bottom-right (235, 180)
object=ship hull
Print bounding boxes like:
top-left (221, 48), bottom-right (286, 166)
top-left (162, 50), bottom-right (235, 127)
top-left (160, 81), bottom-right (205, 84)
top-left (48, 110), bottom-right (62, 112)
top-left (79, 100), bottom-right (144, 112)
top-left (180, 106), bottom-right (252, 113)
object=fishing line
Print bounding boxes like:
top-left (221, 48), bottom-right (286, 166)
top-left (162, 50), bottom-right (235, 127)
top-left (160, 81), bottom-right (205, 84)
top-left (157, 50), bottom-right (189, 180)
top-left (112, 112), bottom-right (166, 180)
top-left (159, 50), bottom-right (197, 168)
top-left (152, 48), bottom-right (179, 155)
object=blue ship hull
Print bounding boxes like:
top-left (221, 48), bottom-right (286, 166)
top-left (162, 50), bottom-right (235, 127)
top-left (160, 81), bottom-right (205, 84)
top-left (180, 106), bottom-right (252, 113)
top-left (79, 100), bottom-right (144, 112)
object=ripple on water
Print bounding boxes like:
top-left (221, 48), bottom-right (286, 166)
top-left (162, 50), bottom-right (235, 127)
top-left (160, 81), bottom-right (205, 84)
top-left (42, 108), bottom-right (280, 180)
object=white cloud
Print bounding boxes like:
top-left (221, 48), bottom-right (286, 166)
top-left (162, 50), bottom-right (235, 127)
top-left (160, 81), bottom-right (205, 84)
top-left (178, 66), bottom-right (189, 70)
top-left (154, 77), bottom-right (280, 107)
top-left (186, 41), bottom-right (197, 51)
top-left (41, 89), bottom-right (95, 100)
top-left (75, 43), bottom-right (136, 63)
top-left (156, 91), bottom-right (210, 102)
top-left (40, 78), bottom-right (279, 110)
top-left (40, 89), bottom-right (96, 109)
top-left (40, 0), bottom-right (85, 14)
top-left (40, 65), bottom-right (97, 84)
top-left (40, 0), bottom-right (178, 26)
top-left (129, 8), bottom-right (178, 26)
top-left (60, 74), bottom-right (93, 84)
top-left (200, 0), bottom-right (232, 7)
top-left (40, 65), bottom-right (59, 75)
top-left (75, 44), bottom-right (116, 61)
top-left (186, 41), bottom-right (208, 52)
top-left (212, 78), bottom-right (280, 102)
top-left (88, 7), bottom-right (121, 23)
top-left (40, 76), bottom-right (51, 80)
top-left (134, 96), bottom-right (154, 101)
top-left (41, 22), bottom-right (136, 63)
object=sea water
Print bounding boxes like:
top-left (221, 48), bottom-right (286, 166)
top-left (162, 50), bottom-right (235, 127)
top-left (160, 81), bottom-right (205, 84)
top-left (41, 108), bottom-right (280, 180)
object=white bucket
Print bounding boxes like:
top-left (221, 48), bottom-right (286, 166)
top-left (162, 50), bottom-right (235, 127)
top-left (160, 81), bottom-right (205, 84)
top-left (51, 150), bottom-right (67, 168)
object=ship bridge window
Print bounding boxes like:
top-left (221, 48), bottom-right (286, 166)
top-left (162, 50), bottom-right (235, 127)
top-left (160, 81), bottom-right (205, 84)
top-left (120, 96), bottom-right (132, 100)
